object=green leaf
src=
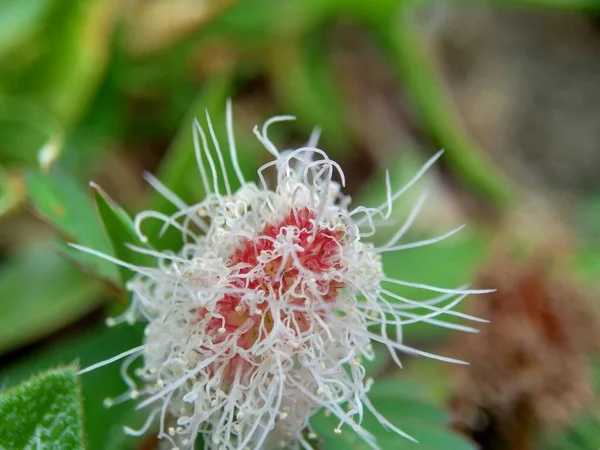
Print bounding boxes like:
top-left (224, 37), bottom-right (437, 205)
top-left (26, 166), bottom-right (119, 283)
top-left (0, 241), bottom-right (103, 354)
top-left (361, 343), bottom-right (392, 378)
top-left (139, 74), bottom-right (235, 252)
top-left (150, 76), bottom-right (233, 205)
top-left (0, 0), bottom-right (117, 128)
top-left (0, 367), bottom-right (84, 449)
top-left (353, 151), bottom-right (489, 341)
top-left (0, 323), bottom-right (145, 450)
top-left (491, 0), bottom-right (600, 10)
top-left (199, 0), bottom-right (319, 45)
top-left (379, 232), bottom-right (487, 343)
top-left (0, 97), bottom-right (65, 169)
top-left (269, 30), bottom-right (351, 155)
top-left (92, 182), bottom-right (155, 287)
top-left (369, 7), bottom-right (516, 208)
top-left (542, 413), bottom-right (600, 450)
top-left (311, 376), bottom-right (474, 450)
top-left (0, 0), bottom-right (52, 60)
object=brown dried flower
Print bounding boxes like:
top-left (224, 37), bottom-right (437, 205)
top-left (449, 254), bottom-right (598, 450)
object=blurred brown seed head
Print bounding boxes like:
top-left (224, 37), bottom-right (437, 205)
top-left (449, 252), bottom-right (599, 449)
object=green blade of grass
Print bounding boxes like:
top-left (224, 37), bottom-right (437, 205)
top-left (370, 6), bottom-right (517, 208)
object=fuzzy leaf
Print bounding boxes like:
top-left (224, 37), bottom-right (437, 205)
top-left (0, 367), bottom-right (84, 449)
top-left (0, 323), bottom-right (144, 450)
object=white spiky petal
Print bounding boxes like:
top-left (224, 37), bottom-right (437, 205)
top-left (76, 101), bottom-right (490, 450)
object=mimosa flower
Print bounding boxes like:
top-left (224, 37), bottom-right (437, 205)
top-left (75, 102), bottom-right (490, 450)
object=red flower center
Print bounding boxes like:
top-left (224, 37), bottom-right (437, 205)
top-left (198, 207), bottom-right (346, 377)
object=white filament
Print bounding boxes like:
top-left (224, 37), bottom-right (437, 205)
top-left (74, 106), bottom-right (488, 450)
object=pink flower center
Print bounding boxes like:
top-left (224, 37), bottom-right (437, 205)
top-left (199, 207), bottom-right (346, 377)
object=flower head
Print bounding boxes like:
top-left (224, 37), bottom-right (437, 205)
top-left (450, 253), bottom-right (599, 447)
top-left (76, 102), bottom-right (490, 450)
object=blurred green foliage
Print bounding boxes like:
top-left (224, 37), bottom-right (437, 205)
top-left (0, 0), bottom-right (599, 449)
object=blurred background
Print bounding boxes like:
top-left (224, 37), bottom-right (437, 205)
top-left (1, 1), bottom-right (600, 449)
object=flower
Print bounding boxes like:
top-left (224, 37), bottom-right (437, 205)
top-left (449, 253), bottom-right (599, 448)
top-left (75, 102), bottom-right (490, 450)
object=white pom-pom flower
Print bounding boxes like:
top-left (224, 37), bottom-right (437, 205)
top-left (75, 102), bottom-right (490, 450)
